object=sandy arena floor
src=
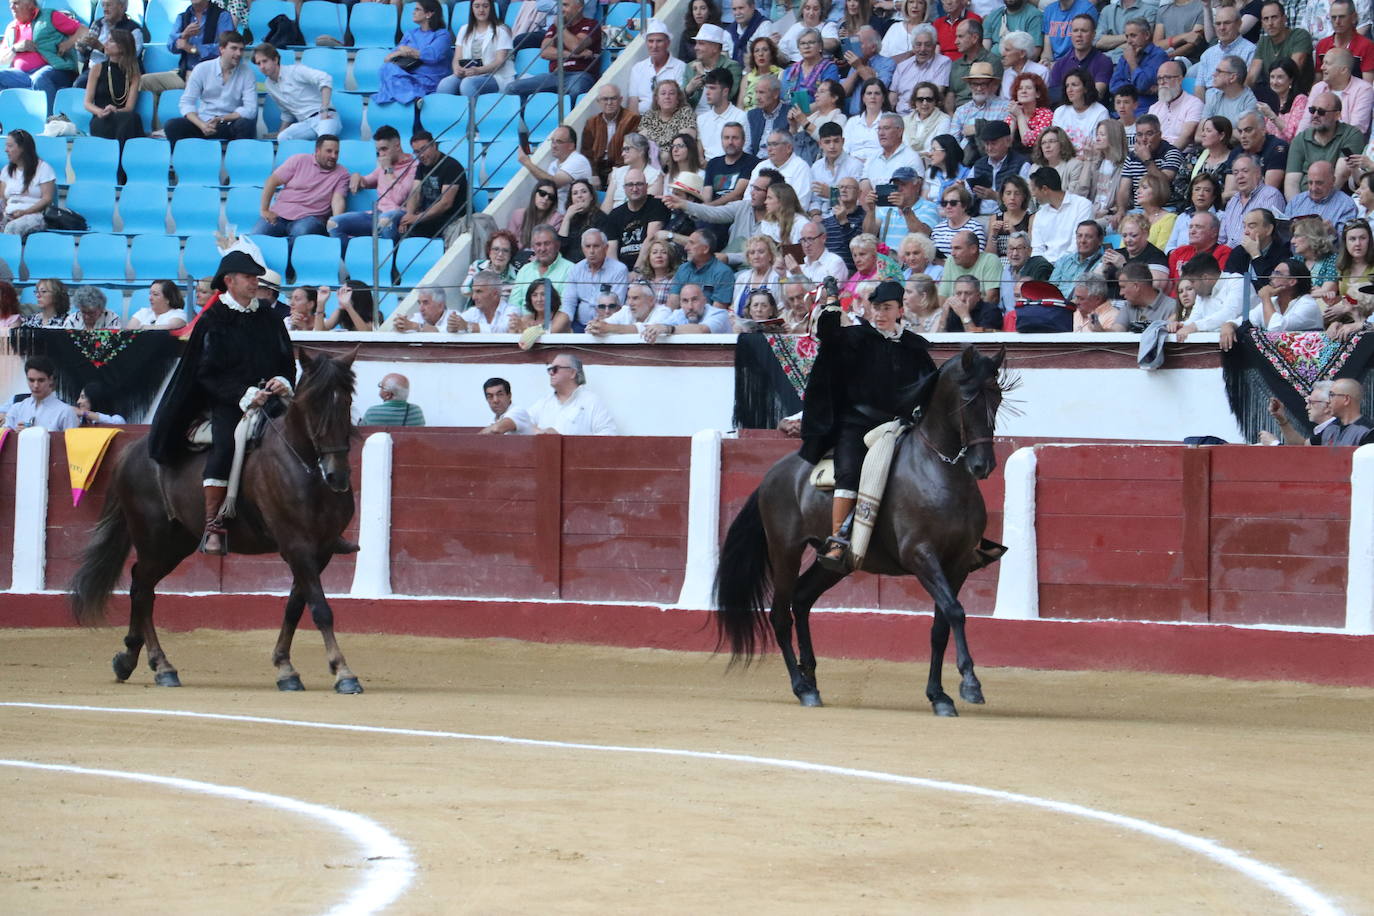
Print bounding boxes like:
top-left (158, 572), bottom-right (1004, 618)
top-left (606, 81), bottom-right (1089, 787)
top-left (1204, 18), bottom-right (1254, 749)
top-left (1, 626), bottom-right (1371, 915)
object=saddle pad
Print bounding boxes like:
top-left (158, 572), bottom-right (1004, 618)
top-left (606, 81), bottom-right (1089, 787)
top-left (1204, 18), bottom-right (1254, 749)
top-left (186, 419), bottom-right (213, 451)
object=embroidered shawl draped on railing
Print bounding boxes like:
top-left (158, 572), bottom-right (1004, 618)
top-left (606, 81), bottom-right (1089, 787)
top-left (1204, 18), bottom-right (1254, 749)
top-left (733, 332), bottom-right (817, 429)
top-left (1221, 328), bottom-right (1374, 443)
top-left (10, 328), bottom-right (180, 423)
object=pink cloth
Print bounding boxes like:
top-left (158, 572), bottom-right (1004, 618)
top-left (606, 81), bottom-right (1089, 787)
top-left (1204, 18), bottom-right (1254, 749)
top-left (1148, 93), bottom-right (1203, 149)
top-left (8, 12), bottom-right (80, 72)
top-left (1298, 80), bottom-right (1374, 136)
top-left (362, 154), bottom-right (419, 212)
top-left (270, 153), bottom-right (350, 221)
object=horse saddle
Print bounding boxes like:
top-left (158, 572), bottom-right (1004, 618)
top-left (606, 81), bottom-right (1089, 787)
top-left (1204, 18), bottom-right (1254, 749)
top-left (809, 421), bottom-right (902, 491)
top-left (184, 401), bottom-right (280, 451)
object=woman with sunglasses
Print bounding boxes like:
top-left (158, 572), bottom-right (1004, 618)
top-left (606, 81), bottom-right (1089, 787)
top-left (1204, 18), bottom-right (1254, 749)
top-left (507, 180), bottom-right (563, 251)
top-left (917, 133), bottom-right (967, 217)
top-left (903, 81), bottom-right (950, 154)
top-left (929, 183), bottom-right (984, 257)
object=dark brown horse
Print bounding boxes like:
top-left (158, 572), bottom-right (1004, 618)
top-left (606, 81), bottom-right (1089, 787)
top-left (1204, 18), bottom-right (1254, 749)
top-left (69, 348), bottom-right (364, 693)
top-left (714, 346), bottom-right (1011, 716)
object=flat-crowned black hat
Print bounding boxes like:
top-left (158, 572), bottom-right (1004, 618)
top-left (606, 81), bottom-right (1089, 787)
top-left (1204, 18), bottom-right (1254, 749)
top-left (212, 250), bottom-right (266, 292)
top-left (871, 280), bottom-right (905, 305)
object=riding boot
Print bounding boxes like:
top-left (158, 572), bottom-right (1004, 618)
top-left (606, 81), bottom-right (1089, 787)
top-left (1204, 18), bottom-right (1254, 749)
top-left (200, 485), bottom-right (229, 556)
top-left (818, 495), bottom-right (856, 572)
top-left (332, 536), bottom-right (360, 554)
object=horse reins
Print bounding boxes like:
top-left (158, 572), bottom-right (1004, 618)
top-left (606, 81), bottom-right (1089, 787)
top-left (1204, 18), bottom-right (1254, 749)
top-left (917, 390), bottom-right (994, 466)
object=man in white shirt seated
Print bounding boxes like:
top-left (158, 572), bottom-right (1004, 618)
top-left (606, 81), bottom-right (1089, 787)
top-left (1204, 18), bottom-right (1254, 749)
top-left (4, 356), bottom-right (78, 432)
top-left (787, 218), bottom-right (849, 285)
top-left (528, 354), bottom-right (619, 435)
top-left (1169, 255), bottom-right (1245, 341)
top-left (478, 376), bottom-right (533, 434)
top-left (641, 282), bottom-right (734, 341)
top-left (392, 287), bottom-right (464, 333)
top-left (253, 42), bottom-right (342, 140)
top-left (585, 280), bottom-right (672, 336)
top-left (1027, 166), bottom-right (1094, 262)
top-left (458, 270), bottom-right (515, 332)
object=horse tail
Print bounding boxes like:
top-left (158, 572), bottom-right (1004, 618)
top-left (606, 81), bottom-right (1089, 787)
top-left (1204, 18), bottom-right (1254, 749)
top-left (713, 488), bottom-right (773, 664)
top-left (69, 484), bottom-right (131, 627)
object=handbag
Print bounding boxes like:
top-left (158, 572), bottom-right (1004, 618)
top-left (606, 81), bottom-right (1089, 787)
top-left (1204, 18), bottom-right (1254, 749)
top-left (397, 55), bottom-right (422, 72)
top-left (43, 205), bottom-right (88, 231)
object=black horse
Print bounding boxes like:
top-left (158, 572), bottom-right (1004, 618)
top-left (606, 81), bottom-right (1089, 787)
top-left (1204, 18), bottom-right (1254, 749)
top-left (714, 346), bottom-right (1012, 716)
top-left (69, 348), bottom-right (364, 693)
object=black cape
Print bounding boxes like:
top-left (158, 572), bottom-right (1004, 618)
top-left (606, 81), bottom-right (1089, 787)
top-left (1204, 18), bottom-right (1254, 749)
top-left (148, 294), bottom-right (296, 466)
top-left (799, 309), bottom-right (936, 464)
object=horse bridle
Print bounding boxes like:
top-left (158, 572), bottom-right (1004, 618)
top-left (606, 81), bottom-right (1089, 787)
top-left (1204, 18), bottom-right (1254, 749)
top-left (265, 397), bottom-right (352, 489)
top-left (918, 389), bottom-right (995, 467)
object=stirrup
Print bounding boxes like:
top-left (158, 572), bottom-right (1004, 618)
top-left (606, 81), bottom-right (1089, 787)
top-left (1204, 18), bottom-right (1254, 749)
top-left (816, 535), bottom-right (851, 573)
top-left (199, 518), bottom-right (228, 556)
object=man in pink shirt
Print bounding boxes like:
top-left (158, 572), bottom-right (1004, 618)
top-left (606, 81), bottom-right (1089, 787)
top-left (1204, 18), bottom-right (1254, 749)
top-left (0, 0), bottom-right (87, 111)
top-left (327, 125), bottom-right (418, 251)
top-left (253, 134), bottom-right (350, 239)
top-left (1147, 60), bottom-right (1201, 150)
top-left (1297, 49), bottom-right (1373, 137)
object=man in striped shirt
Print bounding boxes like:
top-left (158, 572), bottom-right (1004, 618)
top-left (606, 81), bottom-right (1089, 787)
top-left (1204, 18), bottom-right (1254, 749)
top-left (361, 374), bottom-right (426, 426)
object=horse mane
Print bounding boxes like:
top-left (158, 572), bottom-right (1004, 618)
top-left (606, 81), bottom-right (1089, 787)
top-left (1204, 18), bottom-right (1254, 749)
top-left (895, 347), bottom-right (1021, 421)
top-left (295, 350), bottom-right (357, 402)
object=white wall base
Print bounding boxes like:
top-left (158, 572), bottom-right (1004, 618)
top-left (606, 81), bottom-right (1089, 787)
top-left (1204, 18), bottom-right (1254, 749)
top-left (993, 446), bottom-right (1038, 620)
top-left (675, 429), bottom-right (722, 609)
top-left (1345, 444), bottom-right (1374, 634)
top-left (349, 432), bottom-right (393, 598)
top-left (12, 428), bottom-right (50, 592)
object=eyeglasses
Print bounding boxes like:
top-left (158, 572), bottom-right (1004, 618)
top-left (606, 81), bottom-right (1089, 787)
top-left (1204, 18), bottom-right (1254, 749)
top-left (1308, 106), bottom-right (1334, 115)
top-left (595, 301), bottom-right (618, 310)
top-left (535, 189), bottom-right (554, 198)
top-left (915, 95), bottom-right (936, 102)
top-left (941, 199), bottom-right (960, 206)
top-left (547, 365), bottom-right (572, 374)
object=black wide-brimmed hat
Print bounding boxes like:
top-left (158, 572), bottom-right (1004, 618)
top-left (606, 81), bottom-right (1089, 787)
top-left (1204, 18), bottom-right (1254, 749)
top-left (211, 250), bottom-right (266, 292)
top-left (871, 280), bottom-right (905, 305)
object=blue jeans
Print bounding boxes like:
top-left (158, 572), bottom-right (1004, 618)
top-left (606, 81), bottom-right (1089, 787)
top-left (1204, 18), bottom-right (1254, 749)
top-left (251, 215), bottom-right (328, 238)
top-left (435, 73), bottom-right (501, 97)
top-left (508, 70), bottom-right (596, 98)
top-left (329, 208), bottom-right (406, 248)
top-left (0, 64), bottom-right (76, 113)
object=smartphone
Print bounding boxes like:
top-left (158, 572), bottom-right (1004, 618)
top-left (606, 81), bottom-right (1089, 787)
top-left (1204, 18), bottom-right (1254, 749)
top-left (790, 89), bottom-right (811, 114)
top-left (829, 187), bottom-right (839, 206)
top-left (875, 182), bottom-right (897, 201)
top-left (518, 129), bottom-right (532, 155)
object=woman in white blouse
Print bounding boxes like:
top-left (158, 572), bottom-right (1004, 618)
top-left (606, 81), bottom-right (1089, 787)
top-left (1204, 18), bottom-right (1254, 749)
top-left (436, 0), bottom-right (514, 97)
top-left (732, 235), bottom-right (785, 314)
top-left (126, 279), bottom-right (188, 331)
top-left (777, 0), bottom-right (840, 60)
top-left (1, 130), bottom-right (56, 238)
top-left (842, 78), bottom-right (887, 164)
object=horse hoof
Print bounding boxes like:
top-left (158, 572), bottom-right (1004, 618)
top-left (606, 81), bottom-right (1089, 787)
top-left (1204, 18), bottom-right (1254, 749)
top-left (960, 684), bottom-right (986, 704)
top-left (112, 653), bottom-right (135, 682)
top-left (155, 671), bottom-right (182, 688)
top-left (932, 700), bottom-right (958, 717)
top-left (334, 677), bottom-right (364, 694)
top-left (797, 691), bottom-right (823, 707)
top-left (277, 674), bottom-right (305, 691)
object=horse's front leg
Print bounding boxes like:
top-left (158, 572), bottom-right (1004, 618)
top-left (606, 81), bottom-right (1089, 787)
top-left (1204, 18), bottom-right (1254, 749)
top-left (911, 548), bottom-right (978, 716)
top-left (286, 552), bottom-right (362, 694)
top-left (272, 583), bottom-right (309, 690)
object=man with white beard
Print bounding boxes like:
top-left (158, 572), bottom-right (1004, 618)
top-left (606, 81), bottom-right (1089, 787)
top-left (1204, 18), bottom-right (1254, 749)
top-left (1146, 59), bottom-right (1201, 149)
top-left (949, 62), bottom-right (1011, 157)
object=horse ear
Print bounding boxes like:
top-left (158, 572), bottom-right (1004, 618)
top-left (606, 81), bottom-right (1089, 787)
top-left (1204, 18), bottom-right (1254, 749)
top-left (960, 344), bottom-right (978, 371)
top-left (337, 344), bottom-right (360, 369)
top-left (992, 344), bottom-right (1006, 370)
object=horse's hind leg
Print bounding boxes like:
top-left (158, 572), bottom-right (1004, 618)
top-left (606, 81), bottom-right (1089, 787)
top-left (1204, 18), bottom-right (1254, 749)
top-left (789, 561), bottom-right (847, 707)
top-left (271, 583), bottom-right (309, 691)
top-left (287, 552), bottom-right (362, 694)
top-left (124, 548), bottom-right (194, 687)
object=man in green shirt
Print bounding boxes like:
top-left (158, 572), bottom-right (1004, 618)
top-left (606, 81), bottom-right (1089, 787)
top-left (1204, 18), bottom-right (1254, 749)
top-left (984, 0), bottom-right (1044, 56)
top-left (362, 373), bottom-right (426, 426)
top-left (1248, 0), bottom-right (1314, 94)
top-left (509, 225), bottom-right (574, 315)
top-left (1284, 91), bottom-right (1365, 198)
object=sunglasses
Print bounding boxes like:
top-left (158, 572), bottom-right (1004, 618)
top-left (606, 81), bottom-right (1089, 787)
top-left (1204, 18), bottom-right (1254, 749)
top-left (1308, 106), bottom-right (1334, 115)
top-left (915, 95), bottom-right (936, 102)
top-left (941, 199), bottom-right (961, 206)
top-left (535, 189), bottom-right (554, 198)
top-left (547, 365), bottom-right (572, 374)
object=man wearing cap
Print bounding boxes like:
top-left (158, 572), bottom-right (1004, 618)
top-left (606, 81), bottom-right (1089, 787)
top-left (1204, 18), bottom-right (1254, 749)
top-left (697, 70), bottom-right (750, 167)
top-left (870, 167), bottom-right (929, 252)
top-left (949, 62), bottom-right (1012, 155)
top-left (683, 24), bottom-right (742, 113)
top-left (799, 278), bottom-right (936, 572)
top-left (968, 120), bottom-right (1030, 215)
top-left (643, 281), bottom-right (734, 340)
top-left (626, 21), bottom-right (686, 115)
top-left (582, 85), bottom-right (639, 190)
top-left (1027, 166), bottom-right (1093, 262)
top-left (147, 250), bottom-right (295, 555)
top-left (947, 19), bottom-right (1001, 110)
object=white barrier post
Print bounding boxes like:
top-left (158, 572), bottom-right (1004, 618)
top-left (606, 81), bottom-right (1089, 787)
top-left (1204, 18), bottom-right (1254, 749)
top-left (11, 427), bottom-right (50, 592)
top-left (1345, 443), bottom-right (1374, 634)
top-left (675, 429), bottom-right (723, 609)
top-left (349, 432), bottom-right (393, 598)
top-left (993, 446), bottom-right (1038, 619)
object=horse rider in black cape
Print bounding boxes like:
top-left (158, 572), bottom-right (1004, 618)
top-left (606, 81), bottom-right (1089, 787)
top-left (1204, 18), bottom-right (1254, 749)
top-left (800, 279), bottom-right (937, 572)
top-left (148, 250), bottom-right (296, 555)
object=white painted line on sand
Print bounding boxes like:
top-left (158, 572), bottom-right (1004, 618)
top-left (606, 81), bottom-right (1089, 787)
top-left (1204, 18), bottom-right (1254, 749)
top-left (0, 755), bottom-right (415, 916)
top-left (0, 701), bottom-right (1344, 916)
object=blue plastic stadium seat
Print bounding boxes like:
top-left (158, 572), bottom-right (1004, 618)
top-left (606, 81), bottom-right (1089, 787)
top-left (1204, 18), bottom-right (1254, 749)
top-left (63, 182), bottom-right (117, 233)
top-left (224, 186), bottom-right (264, 233)
top-left (301, 46), bottom-right (349, 87)
top-left (249, 234), bottom-right (290, 275)
top-left (299, 1), bottom-right (349, 46)
top-left (120, 136), bottom-right (170, 185)
top-left (503, 0), bottom-right (522, 27)
top-left (605, 2), bottom-right (637, 27)
top-left (53, 87), bottom-right (91, 134)
top-left (0, 88), bottom-right (48, 131)
top-left (345, 188), bottom-right (377, 212)
top-left (247, 0), bottom-right (295, 44)
top-left (334, 91), bottom-right (365, 139)
top-left (172, 138), bottom-right (223, 186)
top-left (450, 2), bottom-right (471, 28)
top-left (140, 43), bottom-right (180, 74)
top-left (23, 232), bottom-right (77, 280)
top-left (133, 90), bottom-right (154, 133)
top-left (395, 236), bottom-right (440, 285)
top-left (170, 184), bottom-right (222, 235)
top-left (262, 93), bottom-right (282, 133)
top-left (124, 286), bottom-right (150, 322)
top-left (224, 138), bottom-right (274, 187)
top-left (347, 3), bottom-right (399, 49)
top-left (367, 101), bottom-right (416, 138)
top-left (77, 233), bottom-right (130, 284)
top-left (1105, 233), bottom-right (1123, 248)
top-left (117, 182), bottom-right (171, 234)
top-left (523, 94), bottom-right (560, 142)
top-left (142, 0), bottom-right (181, 38)
top-left (155, 88), bottom-right (184, 129)
top-left (34, 135), bottom-right (67, 182)
top-left (344, 235), bottom-right (393, 280)
top-left (0, 234), bottom-right (21, 278)
top-left (472, 94), bottom-right (519, 134)
top-left (70, 136), bottom-right (120, 185)
top-left (349, 47), bottom-right (389, 93)
top-left (182, 234), bottom-right (224, 279)
top-left (481, 137), bottom-right (518, 189)
top-left (513, 47), bottom-right (542, 78)
top-left (339, 138), bottom-right (376, 175)
top-left (419, 93), bottom-right (468, 140)
top-left (43, 0), bottom-right (89, 23)
top-left (289, 235), bottom-right (342, 286)
top-left (130, 233), bottom-right (183, 280)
